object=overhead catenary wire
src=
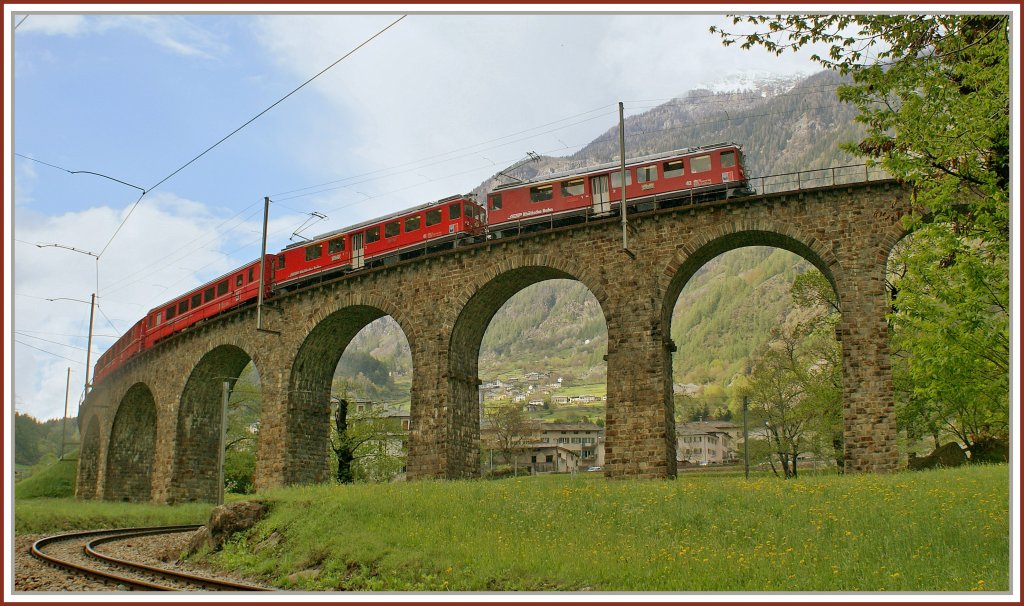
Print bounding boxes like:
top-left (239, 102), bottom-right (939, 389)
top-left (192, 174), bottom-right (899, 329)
top-left (15, 340), bottom-right (85, 365)
top-left (91, 83), bottom-right (857, 321)
top-left (42, 80), bottom-right (848, 303)
top-left (95, 14), bottom-right (408, 260)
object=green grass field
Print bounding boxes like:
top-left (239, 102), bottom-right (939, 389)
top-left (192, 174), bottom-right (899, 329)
top-left (14, 460), bottom-right (1009, 592)
top-left (198, 465), bottom-right (1009, 592)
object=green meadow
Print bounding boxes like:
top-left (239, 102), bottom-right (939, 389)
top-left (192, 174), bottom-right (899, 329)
top-left (196, 465), bottom-right (1009, 592)
top-left (15, 460), bottom-right (1009, 592)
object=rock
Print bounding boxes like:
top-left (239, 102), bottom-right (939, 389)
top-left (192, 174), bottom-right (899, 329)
top-left (969, 435), bottom-right (1010, 463)
top-left (908, 442), bottom-right (966, 470)
top-left (187, 500), bottom-right (268, 555)
top-left (286, 567), bottom-right (321, 584)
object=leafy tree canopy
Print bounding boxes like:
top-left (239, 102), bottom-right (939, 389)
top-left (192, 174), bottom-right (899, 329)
top-left (712, 15), bottom-right (1010, 237)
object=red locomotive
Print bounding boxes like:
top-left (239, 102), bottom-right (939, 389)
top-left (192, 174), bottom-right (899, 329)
top-left (486, 143), bottom-right (749, 236)
top-left (91, 144), bottom-right (749, 383)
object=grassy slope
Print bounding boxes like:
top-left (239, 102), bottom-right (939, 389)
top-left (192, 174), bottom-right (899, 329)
top-left (14, 459), bottom-right (78, 500)
top-left (200, 465), bottom-right (1009, 592)
top-left (15, 499), bottom-right (214, 534)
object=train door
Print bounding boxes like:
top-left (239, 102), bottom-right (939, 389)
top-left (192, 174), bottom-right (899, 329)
top-left (590, 175), bottom-right (610, 213)
top-left (351, 233), bottom-right (364, 269)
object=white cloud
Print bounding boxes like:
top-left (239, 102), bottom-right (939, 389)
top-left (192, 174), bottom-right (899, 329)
top-left (17, 15), bottom-right (88, 36)
top-left (19, 14), bottom-right (227, 58)
top-left (252, 14), bottom-right (824, 217)
top-left (12, 192), bottom-right (306, 421)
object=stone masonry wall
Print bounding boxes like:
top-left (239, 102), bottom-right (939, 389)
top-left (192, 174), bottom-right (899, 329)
top-left (78, 181), bottom-right (912, 502)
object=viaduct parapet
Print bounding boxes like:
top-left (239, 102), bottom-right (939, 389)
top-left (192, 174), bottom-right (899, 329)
top-left (77, 179), bottom-right (913, 503)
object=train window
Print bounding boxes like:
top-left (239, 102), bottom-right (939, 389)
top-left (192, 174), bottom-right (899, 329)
top-left (610, 170), bottom-right (633, 188)
top-left (464, 202), bottom-right (477, 220)
top-left (488, 194), bottom-right (502, 210)
top-left (248, 267), bottom-right (255, 282)
top-left (305, 243), bottom-right (323, 261)
top-left (448, 203), bottom-right (461, 220)
top-left (426, 209), bottom-right (442, 226)
top-left (404, 215), bottom-right (421, 232)
top-left (204, 287), bottom-right (215, 302)
top-left (277, 254), bottom-right (286, 270)
top-left (385, 221), bottom-right (401, 238)
top-left (191, 293), bottom-right (202, 308)
top-left (561, 179), bottom-right (584, 196)
top-left (720, 151), bottom-right (736, 168)
top-left (217, 280), bottom-right (229, 296)
top-left (366, 226), bottom-right (380, 243)
top-left (637, 165), bottom-right (658, 183)
top-left (328, 237), bottom-right (346, 253)
top-left (178, 300), bottom-right (189, 315)
top-left (663, 160), bottom-right (684, 178)
top-left (690, 155), bottom-right (712, 174)
top-left (530, 184), bottom-right (553, 202)
top-left (236, 275), bottom-right (244, 287)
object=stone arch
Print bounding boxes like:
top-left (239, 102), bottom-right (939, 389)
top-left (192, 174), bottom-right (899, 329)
top-left (104, 382), bottom-right (158, 502)
top-left (171, 343), bottom-right (256, 503)
top-left (285, 296), bottom-right (414, 485)
top-left (660, 226), bottom-right (841, 328)
top-left (76, 416), bottom-right (102, 499)
top-left (443, 256), bottom-right (610, 477)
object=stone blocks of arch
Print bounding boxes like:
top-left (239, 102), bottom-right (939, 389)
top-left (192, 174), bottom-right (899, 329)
top-left (76, 182), bottom-right (914, 503)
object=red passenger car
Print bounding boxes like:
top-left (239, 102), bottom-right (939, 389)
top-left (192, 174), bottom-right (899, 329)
top-left (274, 194), bottom-right (486, 290)
top-left (143, 256), bottom-right (274, 347)
top-left (485, 143), bottom-right (749, 236)
top-left (92, 318), bottom-right (147, 384)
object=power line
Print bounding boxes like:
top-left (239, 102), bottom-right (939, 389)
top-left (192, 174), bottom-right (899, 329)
top-left (13, 153), bottom-right (146, 192)
top-left (15, 340), bottom-right (85, 365)
top-left (96, 14), bottom-right (407, 259)
top-left (269, 103), bottom-right (617, 199)
top-left (14, 332), bottom-right (90, 353)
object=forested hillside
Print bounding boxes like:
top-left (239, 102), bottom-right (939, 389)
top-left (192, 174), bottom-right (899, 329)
top-left (337, 70), bottom-right (855, 403)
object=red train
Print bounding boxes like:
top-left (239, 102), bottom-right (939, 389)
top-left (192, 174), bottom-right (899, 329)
top-left (486, 143), bottom-right (748, 236)
top-left (91, 144), bottom-right (749, 383)
top-left (274, 195), bottom-right (485, 290)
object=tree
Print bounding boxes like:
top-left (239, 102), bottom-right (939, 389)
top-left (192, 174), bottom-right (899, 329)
top-left (713, 15), bottom-right (1010, 458)
top-left (888, 230), bottom-right (1009, 454)
top-left (483, 402), bottom-right (540, 470)
top-left (330, 398), bottom-right (406, 484)
top-left (741, 268), bottom-right (843, 478)
top-left (711, 16), bottom-right (1009, 228)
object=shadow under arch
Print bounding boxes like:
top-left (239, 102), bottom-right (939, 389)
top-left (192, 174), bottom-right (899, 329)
top-left (446, 265), bottom-right (610, 477)
top-left (662, 229), bottom-right (841, 328)
top-left (286, 303), bottom-right (413, 485)
top-left (171, 344), bottom-right (256, 503)
top-left (104, 382), bottom-right (158, 502)
top-left (76, 416), bottom-right (101, 499)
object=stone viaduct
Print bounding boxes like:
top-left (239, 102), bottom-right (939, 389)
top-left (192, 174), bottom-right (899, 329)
top-left (76, 175), bottom-right (914, 503)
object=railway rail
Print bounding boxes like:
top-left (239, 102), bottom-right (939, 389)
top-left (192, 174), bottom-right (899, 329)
top-left (30, 525), bottom-right (272, 591)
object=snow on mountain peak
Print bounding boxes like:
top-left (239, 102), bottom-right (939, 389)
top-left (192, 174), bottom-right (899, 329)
top-left (691, 70), bottom-right (818, 95)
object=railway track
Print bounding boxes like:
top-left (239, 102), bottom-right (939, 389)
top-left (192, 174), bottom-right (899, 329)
top-left (30, 525), bottom-right (272, 591)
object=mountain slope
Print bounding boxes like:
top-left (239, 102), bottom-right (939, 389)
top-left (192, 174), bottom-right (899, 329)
top-left (341, 70), bottom-right (858, 397)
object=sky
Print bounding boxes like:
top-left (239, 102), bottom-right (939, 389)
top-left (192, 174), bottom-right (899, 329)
top-left (6, 6), bottom-right (835, 422)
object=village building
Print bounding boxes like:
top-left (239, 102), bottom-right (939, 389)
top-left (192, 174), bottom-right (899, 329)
top-left (676, 420), bottom-right (741, 465)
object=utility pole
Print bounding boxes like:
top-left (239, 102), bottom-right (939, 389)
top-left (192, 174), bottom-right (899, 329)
top-left (60, 368), bottom-right (71, 460)
top-left (743, 395), bottom-right (750, 479)
top-left (618, 102), bottom-right (633, 258)
top-left (218, 380), bottom-right (230, 505)
top-left (257, 196), bottom-right (270, 332)
top-left (83, 293), bottom-right (96, 394)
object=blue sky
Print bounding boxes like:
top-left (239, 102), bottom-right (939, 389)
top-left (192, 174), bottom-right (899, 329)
top-left (7, 8), bottom-right (831, 422)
